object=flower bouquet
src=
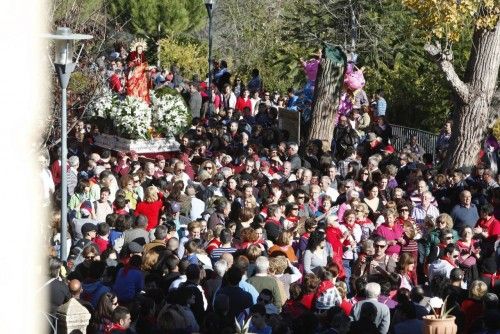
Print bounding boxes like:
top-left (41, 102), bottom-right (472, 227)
top-left (111, 96), bottom-right (152, 139)
top-left (150, 89), bottom-right (191, 138)
top-left (90, 87), bottom-right (190, 141)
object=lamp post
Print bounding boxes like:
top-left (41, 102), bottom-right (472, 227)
top-left (44, 27), bottom-right (92, 261)
top-left (205, 0), bottom-right (214, 117)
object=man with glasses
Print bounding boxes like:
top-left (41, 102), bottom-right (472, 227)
top-left (354, 236), bottom-right (396, 278)
top-left (335, 179), bottom-right (355, 206)
top-left (263, 91), bottom-right (272, 108)
top-left (428, 244), bottom-right (460, 283)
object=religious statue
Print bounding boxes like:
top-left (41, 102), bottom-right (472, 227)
top-left (126, 38), bottom-right (150, 105)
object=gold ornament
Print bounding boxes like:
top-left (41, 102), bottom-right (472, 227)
top-left (130, 38), bottom-right (148, 52)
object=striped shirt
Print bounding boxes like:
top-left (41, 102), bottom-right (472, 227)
top-left (210, 246), bottom-right (237, 262)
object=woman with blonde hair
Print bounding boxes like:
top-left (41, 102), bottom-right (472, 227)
top-left (199, 160), bottom-right (217, 177)
top-left (269, 255), bottom-right (302, 301)
top-left (134, 186), bottom-right (164, 231)
top-left (461, 280), bottom-right (488, 332)
top-left (141, 249), bottom-right (160, 272)
top-left (355, 203), bottom-right (375, 241)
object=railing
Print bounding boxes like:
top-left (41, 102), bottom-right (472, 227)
top-left (390, 124), bottom-right (438, 157)
top-left (43, 312), bottom-right (58, 334)
top-left (276, 113), bottom-right (440, 157)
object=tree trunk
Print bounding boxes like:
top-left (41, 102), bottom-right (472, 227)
top-left (308, 46), bottom-right (346, 151)
top-left (426, 20), bottom-right (500, 170)
top-left (489, 88), bottom-right (500, 127)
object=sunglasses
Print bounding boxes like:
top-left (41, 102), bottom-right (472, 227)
top-left (375, 244), bottom-right (387, 248)
top-left (297, 196), bottom-right (305, 199)
top-left (133, 179), bottom-right (140, 183)
top-left (292, 207), bottom-right (299, 210)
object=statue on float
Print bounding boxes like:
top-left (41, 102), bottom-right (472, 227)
top-left (126, 38), bottom-right (150, 105)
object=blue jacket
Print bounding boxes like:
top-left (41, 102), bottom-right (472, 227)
top-left (81, 280), bottom-right (110, 308)
top-left (113, 267), bottom-right (144, 303)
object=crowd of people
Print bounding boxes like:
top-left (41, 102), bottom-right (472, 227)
top-left (42, 44), bottom-right (500, 334)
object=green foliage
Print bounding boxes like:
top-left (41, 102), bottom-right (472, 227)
top-left (68, 71), bottom-right (99, 96)
top-left (213, 0), bottom-right (303, 92)
top-left (276, 0), bottom-right (475, 132)
top-left (155, 86), bottom-right (180, 98)
top-left (52, 0), bottom-right (104, 26)
top-left (108, 0), bottom-right (206, 38)
top-left (158, 37), bottom-right (208, 80)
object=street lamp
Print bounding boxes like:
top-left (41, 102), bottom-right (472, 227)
top-left (44, 27), bottom-right (92, 261)
top-left (205, 0), bottom-right (214, 117)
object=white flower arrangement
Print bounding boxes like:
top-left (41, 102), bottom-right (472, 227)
top-left (111, 96), bottom-right (152, 139)
top-left (90, 88), bottom-right (189, 140)
top-left (150, 90), bottom-right (190, 137)
top-left (90, 88), bottom-right (116, 118)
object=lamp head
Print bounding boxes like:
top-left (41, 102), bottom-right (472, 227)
top-left (44, 27), bottom-right (92, 65)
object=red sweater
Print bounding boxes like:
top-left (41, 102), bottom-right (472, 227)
top-left (94, 236), bottom-right (109, 253)
top-left (235, 97), bottom-right (253, 114)
top-left (134, 199), bottom-right (164, 231)
top-left (477, 216), bottom-right (500, 240)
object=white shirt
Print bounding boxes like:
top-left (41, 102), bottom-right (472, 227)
top-left (190, 197), bottom-right (206, 220)
top-left (339, 223), bottom-right (362, 260)
top-left (323, 188), bottom-right (339, 202)
top-left (250, 97), bottom-right (260, 115)
top-left (166, 172), bottom-right (191, 191)
top-left (223, 92), bottom-right (237, 109)
top-left (169, 275), bottom-right (187, 290)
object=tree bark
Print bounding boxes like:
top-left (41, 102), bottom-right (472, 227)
top-left (426, 20), bottom-right (500, 170)
top-left (308, 46), bottom-right (346, 151)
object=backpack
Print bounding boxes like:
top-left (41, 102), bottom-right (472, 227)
top-left (68, 238), bottom-right (91, 270)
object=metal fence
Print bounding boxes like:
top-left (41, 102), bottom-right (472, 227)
top-left (43, 312), bottom-right (58, 334)
top-left (390, 124), bottom-right (439, 157)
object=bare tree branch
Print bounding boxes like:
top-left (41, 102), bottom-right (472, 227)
top-left (424, 42), bottom-right (469, 102)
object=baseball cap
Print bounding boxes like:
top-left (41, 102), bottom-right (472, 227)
top-left (80, 201), bottom-right (93, 217)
